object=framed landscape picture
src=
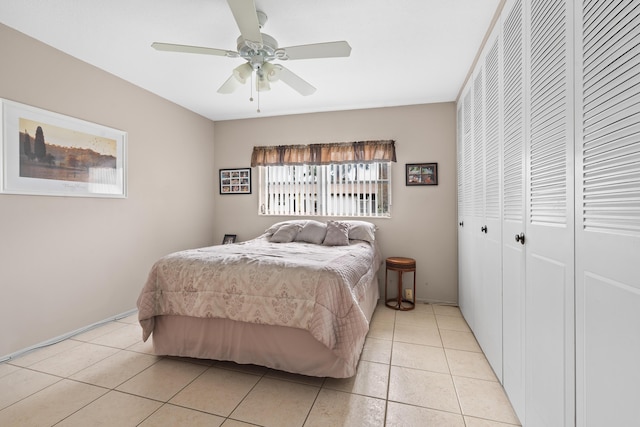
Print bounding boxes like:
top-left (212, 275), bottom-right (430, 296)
top-left (219, 167), bottom-right (251, 194)
top-left (406, 162), bottom-right (438, 186)
top-left (1, 99), bottom-right (126, 198)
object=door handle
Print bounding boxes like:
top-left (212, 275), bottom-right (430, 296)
top-left (515, 232), bottom-right (525, 245)
top-left (481, 226), bottom-right (487, 233)
top-left (459, 221), bottom-right (464, 227)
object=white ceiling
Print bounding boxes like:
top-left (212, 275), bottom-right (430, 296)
top-left (0, 0), bottom-right (500, 121)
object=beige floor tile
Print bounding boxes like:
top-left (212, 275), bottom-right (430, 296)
top-left (436, 315), bottom-right (471, 332)
top-left (222, 420), bottom-right (262, 427)
top-left (89, 323), bottom-right (144, 349)
top-left (7, 339), bottom-right (83, 367)
top-left (117, 312), bottom-right (140, 324)
top-left (323, 360), bottom-right (388, 399)
top-left (464, 415), bottom-right (522, 426)
top-left (441, 329), bottom-right (482, 352)
top-left (170, 367), bottom-right (260, 417)
top-left (453, 376), bottom-right (520, 425)
top-left (230, 377), bottom-right (319, 427)
top-left (0, 379), bottom-right (107, 427)
top-left (305, 389), bottom-right (385, 427)
top-left (28, 342), bottom-right (119, 377)
top-left (386, 401), bottom-right (465, 427)
top-left (70, 321), bottom-right (128, 342)
top-left (388, 366), bottom-right (460, 413)
top-left (370, 305), bottom-right (396, 324)
top-left (433, 305), bottom-right (463, 317)
top-left (367, 318), bottom-right (395, 341)
top-left (56, 390), bottom-right (161, 427)
top-left (394, 305), bottom-right (437, 326)
top-left (392, 341), bottom-right (449, 373)
top-left (393, 322), bottom-right (442, 347)
top-left (0, 363), bottom-right (19, 379)
top-left (414, 302), bottom-right (436, 314)
top-left (0, 368), bottom-right (60, 410)
top-left (139, 403), bottom-right (225, 427)
top-left (446, 349), bottom-right (497, 381)
top-left (360, 337), bottom-right (392, 364)
top-left (116, 358), bottom-right (207, 401)
top-left (126, 338), bottom-right (155, 355)
top-left (70, 349), bottom-right (160, 388)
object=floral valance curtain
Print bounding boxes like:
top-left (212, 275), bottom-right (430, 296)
top-left (250, 140), bottom-right (397, 167)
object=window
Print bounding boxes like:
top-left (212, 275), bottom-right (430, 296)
top-left (251, 140), bottom-right (396, 217)
top-left (257, 162), bottom-right (391, 217)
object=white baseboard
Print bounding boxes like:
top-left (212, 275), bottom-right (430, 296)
top-left (0, 308), bottom-right (138, 363)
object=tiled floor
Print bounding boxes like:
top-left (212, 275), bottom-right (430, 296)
top-left (0, 303), bottom-right (520, 426)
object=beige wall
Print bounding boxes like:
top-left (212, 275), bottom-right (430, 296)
top-left (213, 104), bottom-right (458, 304)
top-left (0, 24), bottom-right (216, 357)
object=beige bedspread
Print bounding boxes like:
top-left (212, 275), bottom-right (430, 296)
top-left (137, 236), bottom-right (382, 367)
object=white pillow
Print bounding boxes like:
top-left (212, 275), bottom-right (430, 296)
top-left (265, 220), bottom-right (308, 235)
top-left (269, 223), bottom-right (302, 243)
top-left (322, 220), bottom-right (350, 246)
top-left (295, 220), bottom-right (327, 245)
top-left (344, 220), bottom-right (377, 243)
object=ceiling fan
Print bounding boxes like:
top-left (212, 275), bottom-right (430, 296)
top-left (151, 0), bottom-right (351, 97)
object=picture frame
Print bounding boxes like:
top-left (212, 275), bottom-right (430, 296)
top-left (219, 167), bottom-right (251, 194)
top-left (1, 98), bottom-right (126, 198)
top-left (222, 234), bottom-right (237, 244)
top-left (406, 162), bottom-right (438, 186)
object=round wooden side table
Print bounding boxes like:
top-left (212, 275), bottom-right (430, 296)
top-left (385, 257), bottom-right (416, 311)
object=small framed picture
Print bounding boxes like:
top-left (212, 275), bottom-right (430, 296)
top-left (222, 234), bottom-right (237, 244)
top-left (220, 168), bottom-right (251, 194)
top-left (406, 163), bottom-right (438, 186)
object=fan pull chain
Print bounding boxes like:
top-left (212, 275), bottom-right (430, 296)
top-left (257, 85), bottom-right (261, 113)
top-left (249, 72), bottom-right (254, 102)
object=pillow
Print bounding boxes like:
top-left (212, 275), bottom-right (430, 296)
top-left (344, 220), bottom-right (377, 243)
top-left (322, 220), bottom-right (350, 246)
top-left (295, 220), bottom-right (327, 245)
top-left (265, 220), bottom-right (308, 235)
top-left (268, 223), bottom-right (302, 243)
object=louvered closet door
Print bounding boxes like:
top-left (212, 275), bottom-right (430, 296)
top-left (524, 0), bottom-right (575, 425)
top-left (469, 68), bottom-right (486, 337)
top-left (458, 86), bottom-right (477, 329)
top-left (501, 0), bottom-right (527, 421)
top-left (576, 1), bottom-right (640, 425)
top-left (456, 102), bottom-right (469, 321)
top-left (475, 28), bottom-right (504, 383)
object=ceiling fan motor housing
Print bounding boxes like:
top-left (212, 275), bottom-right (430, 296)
top-left (237, 33), bottom-right (285, 70)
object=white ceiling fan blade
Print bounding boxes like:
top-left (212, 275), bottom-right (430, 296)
top-left (282, 41), bottom-right (351, 60)
top-left (152, 42), bottom-right (236, 57)
top-left (217, 75), bottom-right (242, 94)
top-left (227, 0), bottom-right (263, 47)
top-left (273, 65), bottom-right (316, 96)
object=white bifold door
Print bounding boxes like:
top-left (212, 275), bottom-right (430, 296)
top-left (524, 0), bottom-right (575, 425)
top-left (575, 1), bottom-right (640, 425)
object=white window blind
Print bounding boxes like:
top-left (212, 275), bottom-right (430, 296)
top-left (258, 162), bottom-right (391, 217)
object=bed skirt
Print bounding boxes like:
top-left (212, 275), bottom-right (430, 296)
top-left (151, 276), bottom-right (380, 378)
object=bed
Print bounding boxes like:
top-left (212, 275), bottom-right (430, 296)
top-left (137, 219), bottom-right (382, 378)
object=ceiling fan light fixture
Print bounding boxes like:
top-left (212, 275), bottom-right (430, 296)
top-left (256, 70), bottom-right (270, 92)
top-left (262, 62), bottom-right (281, 82)
top-left (233, 63), bottom-right (253, 83)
